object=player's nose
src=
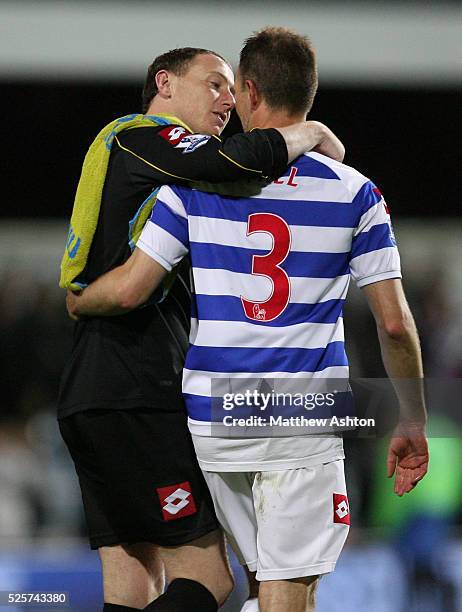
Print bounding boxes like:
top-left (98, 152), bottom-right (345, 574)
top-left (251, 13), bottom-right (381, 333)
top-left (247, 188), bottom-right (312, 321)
top-left (221, 89), bottom-right (235, 110)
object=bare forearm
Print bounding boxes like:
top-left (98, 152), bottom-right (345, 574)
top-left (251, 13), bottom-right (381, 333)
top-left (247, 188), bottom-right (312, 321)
top-left (377, 322), bottom-right (427, 425)
top-left (378, 316), bottom-right (423, 377)
top-left (277, 121), bottom-right (345, 163)
top-left (67, 248), bottom-right (168, 318)
top-left (364, 281), bottom-right (428, 491)
top-left (68, 267), bottom-right (132, 317)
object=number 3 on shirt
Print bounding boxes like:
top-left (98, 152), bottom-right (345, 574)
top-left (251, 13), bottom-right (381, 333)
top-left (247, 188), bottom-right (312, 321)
top-left (241, 213), bottom-right (291, 322)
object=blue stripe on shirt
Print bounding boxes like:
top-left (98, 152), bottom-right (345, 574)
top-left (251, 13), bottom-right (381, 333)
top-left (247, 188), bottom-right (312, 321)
top-left (150, 202), bottom-right (188, 248)
top-left (185, 197), bottom-right (359, 228)
top-left (191, 295), bottom-right (344, 325)
top-left (185, 341), bottom-right (348, 375)
top-left (352, 180), bottom-right (382, 215)
top-left (351, 223), bottom-right (395, 259)
top-left (190, 243), bottom-right (350, 278)
top-left (280, 155), bottom-right (341, 180)
top-left (185, 390), bottom-right (355, 422)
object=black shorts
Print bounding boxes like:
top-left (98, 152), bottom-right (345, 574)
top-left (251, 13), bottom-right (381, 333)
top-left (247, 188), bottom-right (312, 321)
top-left (59, 408), bottom-right (219, 549)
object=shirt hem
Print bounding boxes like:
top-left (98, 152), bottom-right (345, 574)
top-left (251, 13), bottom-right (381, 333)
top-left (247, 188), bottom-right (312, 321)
top-left (196, 449), bottom-right (345, 472)
top-left (137, 238), bottom-right (174, 272)
top-left (356, 270), bottom-right (401, 288)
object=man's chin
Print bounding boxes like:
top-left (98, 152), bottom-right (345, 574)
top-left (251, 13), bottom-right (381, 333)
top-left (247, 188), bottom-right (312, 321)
top-left (194, 123), bottom-right (221, 136)
top-left (210, 124), bottom-right (223, 136)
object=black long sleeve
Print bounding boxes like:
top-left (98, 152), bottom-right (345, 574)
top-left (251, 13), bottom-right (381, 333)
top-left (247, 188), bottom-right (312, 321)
top-left (117, 125), bottom-right (288, 189)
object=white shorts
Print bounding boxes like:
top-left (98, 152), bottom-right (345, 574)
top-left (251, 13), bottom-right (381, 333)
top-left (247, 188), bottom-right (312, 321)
top-left (202, 460), bottom-right (349, 581)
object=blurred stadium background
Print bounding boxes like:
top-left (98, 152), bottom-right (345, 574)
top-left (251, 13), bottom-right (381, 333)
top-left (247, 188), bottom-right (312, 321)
top-left (1, 1), bottom-right (461, 610)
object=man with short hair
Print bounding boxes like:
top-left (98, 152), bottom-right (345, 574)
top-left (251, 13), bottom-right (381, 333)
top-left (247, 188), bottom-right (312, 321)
top-left (59, 45), bottom-right (345, 612)
top-left (67, 29), bottom-right (429, 611)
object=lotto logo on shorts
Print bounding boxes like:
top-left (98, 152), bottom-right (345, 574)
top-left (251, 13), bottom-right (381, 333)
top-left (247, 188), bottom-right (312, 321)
top-left (158, 126), bottom-right (189, 145)
top-left (157, 481), bottom-right (197, 521)
top-left (333, 493), bottom-right (350, 525)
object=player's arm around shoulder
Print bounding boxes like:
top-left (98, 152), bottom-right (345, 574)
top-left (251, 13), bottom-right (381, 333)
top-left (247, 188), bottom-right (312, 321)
top-left (66, 247), bottom-right (167, 319)
top-left (119, 121), bottom-right (344, 189)
top-left (362, 278), bottom-right (429, 496)
top-left (278, 120), bottom-right (345, 163)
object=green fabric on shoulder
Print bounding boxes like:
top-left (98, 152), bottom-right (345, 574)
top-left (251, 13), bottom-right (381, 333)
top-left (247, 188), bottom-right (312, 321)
top-left (59, 113), bottom-right (189, 291)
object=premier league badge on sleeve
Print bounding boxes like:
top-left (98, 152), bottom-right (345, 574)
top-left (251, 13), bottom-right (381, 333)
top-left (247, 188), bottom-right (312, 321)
top-left (175, 134), bottom-right (211, 153)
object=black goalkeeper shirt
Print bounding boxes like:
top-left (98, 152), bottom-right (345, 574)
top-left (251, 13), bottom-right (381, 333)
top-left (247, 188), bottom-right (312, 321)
top-left (57, 123), bottom-right (288, 418)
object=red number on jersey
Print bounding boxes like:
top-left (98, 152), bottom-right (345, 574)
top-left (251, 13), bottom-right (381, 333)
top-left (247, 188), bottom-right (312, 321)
top-left (241, 213), bottom-right (291, 322)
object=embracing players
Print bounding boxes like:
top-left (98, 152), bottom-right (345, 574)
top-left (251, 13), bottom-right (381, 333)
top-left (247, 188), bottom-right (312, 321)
top-left (59, 44), bottom-right (345, 612)
top-left (68, 28), bottom-right (428, 612)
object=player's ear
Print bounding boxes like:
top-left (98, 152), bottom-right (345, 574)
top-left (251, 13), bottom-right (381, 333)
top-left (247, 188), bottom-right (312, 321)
top-left (246, 79), bottom-right (261, 111)
top-left (155, 70), bottom-right (173, 99)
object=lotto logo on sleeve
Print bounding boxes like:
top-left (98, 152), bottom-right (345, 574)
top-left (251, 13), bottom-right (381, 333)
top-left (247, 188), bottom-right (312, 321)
top-left (333, 493), bottom-right (350, 525)
top-left (157, 481), bottom-right (197, 521)
top-left (158, 126), bottom-right (189, 145)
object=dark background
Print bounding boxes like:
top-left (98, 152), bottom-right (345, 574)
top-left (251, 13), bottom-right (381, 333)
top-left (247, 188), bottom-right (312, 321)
top-left (3, 81), bottom-right (461, 218)
top-left (1, 4), bottom-right (461, 610)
